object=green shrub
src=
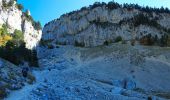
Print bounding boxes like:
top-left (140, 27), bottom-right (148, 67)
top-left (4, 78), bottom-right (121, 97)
top-left (160, 34), bottom-right (168, 47)
top-left (139, 34), bottom-right (154, 46)
top-left (2, 0), bottom-right (16, 9)
top-left (0, 87), bottom-right (7, 99)
top-left (0, 28), bottom-right (39, 67)
top-left (133, 14), bottom-right (161, 29)
top-left (0, 24), bottom-right (9, 35)
top-left (33, 21), bottom-right (42, 30)
top-left (107, 1), bottom-right (121, 10)
top-left (47, 45), bottom-right (54, 49)
top-left (115, 36), bottom-right (122, 42)
top-left (130, 39), bottom-right (136, 46)
top-left (8, 0), bottom-right (15, 7)
top-left (74, 40), bottom-right (85, 47)
top-left (122, 40), bottom-right (127, 44)
top-left (27, 73), bottom-right (36, 84)
top-left (28, 50), bottom-right (39, 67)
top-left (103, 40), bottom-right (113, 46)
top-left (24, 12), bottom-right (33, 22)
top-left (40, 39), bottom-right (53, 47)
top-left (16, 4), bottom-right (24, 10)
top-left (23, 12), bottom-right (42, 30)
top-left (0, 41), bottom-right (39, 67)
top-left (103, 41), bottom-right (109, 46)
top-left (2, 0), bottom-right (23, 10)
top-left (2, 0), bottom-right (8, 8)
top-left (167, 36), bottom-right (170, 47)
top-left (13, 29), bottom-right (23, 40)
top-left (56, 41), bottom-right (66, 45)
top-left (139, 34), bottom-right (170, 47)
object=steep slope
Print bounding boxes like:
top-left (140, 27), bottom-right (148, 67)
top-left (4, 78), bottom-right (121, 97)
top-left (0, 0), bottom-right (42, 49)
top-left (43, 2), bottom-right (170, 47)
top-left (5, 44), bottom-right (170, 100)
top-left (0, 58), bottom-right (35, 99)
top-left (4, 1), bottom-right (170, 100)
top-left (0, 0), bottom-right (41, 99)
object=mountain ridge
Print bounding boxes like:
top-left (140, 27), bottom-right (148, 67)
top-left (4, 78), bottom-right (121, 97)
top-left (42, 1), bottom-right (170, 48)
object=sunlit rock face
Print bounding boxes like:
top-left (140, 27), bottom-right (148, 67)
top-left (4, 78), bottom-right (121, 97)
top-left (0, 0), bottom-right (42, 49)
top-left (23, 20), bottom-right (42, 49)
top-left (43, 4), bottom-right (170, 47)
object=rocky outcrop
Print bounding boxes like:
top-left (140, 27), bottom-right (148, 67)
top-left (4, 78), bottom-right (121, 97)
top-left (0, 0), bottom-right (42, 49)
top-left (43, 2), bottom-right (170, 47)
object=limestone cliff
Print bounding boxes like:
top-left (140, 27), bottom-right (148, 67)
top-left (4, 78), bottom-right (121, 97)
top-left (43, 2), bottom-right (170, 47)
top-left (0, 0), bottom-right (42, 49)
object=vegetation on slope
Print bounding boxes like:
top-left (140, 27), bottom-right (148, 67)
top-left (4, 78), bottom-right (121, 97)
top-left (0, 24), bottom-right (39, 67)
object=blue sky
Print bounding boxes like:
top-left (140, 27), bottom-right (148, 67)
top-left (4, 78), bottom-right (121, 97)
top-left (18, 0), bottom-right (170, 26)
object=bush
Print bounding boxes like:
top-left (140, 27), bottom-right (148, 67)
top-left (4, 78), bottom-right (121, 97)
top-left (139, 34), bottom-right (154, 46)
top-left (139, 34), bottom-right (170, 47)
top-left (2, 0), bottom-right (15, 9)
top-left (103, 40), bottom-right (113, 45)
top-left (0, 88), bottom-right (7, 99)
top-left (131, 39), bottom-right (136, 46)
top-left (28, 50), bottom-right (39, 67)
top-left (115, 36), bottom-right (122, 42)
top-left (13, 29), bottom-right (23, 40)
top-left (0, 27), bottom-right (39, 67)
top-left (90, 2), bottom-right (102, 9)
top-left (74, 40), bottom-right (85, 47)
top-left (16, 4), bottom-right (24, 10)
top-left (133, 14), bottom-right (161, 29)
top-left (0, 24), bottom-right (8, 35)
top-left (40, 39), bottom-right (53, 47)
top-left (56, 41), bottom-right (66, 45)
top-left (8, 0), bottom-right (15, 7)
top-left (0, 35), bottom-right (12, 46)
top-left (122, 40), bottom-right (127, 44)
top-left (2, 0), bottom-right (8, 8)
top-left (0, 41), bottom-right (39, 67)
top-left (27, 73), bottom-right (36, 84)
top-left (107, 1), bottom-right (121, 10)
top-left (103, 41), bottom-right (109, 46)
top-left (23, 12), bottom-right (42, 30)
top-left (160, 34), bottom-right (168, 47)
top-left (0, 24), bottom-right (12, 46)
top-left (33, 21), bottom-right (42, 30)
top-left (167, 36), bottom-right (170, 46)
top-left (24, 12), bottom-right (33, 22)
top-left (47, 45), bottom-right (54, 49)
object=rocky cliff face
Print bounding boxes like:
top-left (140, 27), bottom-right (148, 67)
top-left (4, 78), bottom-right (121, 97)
top-left (43, 2), bottom-right (170, 47)
top-left (0, 0), bottom-right (42, 49)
